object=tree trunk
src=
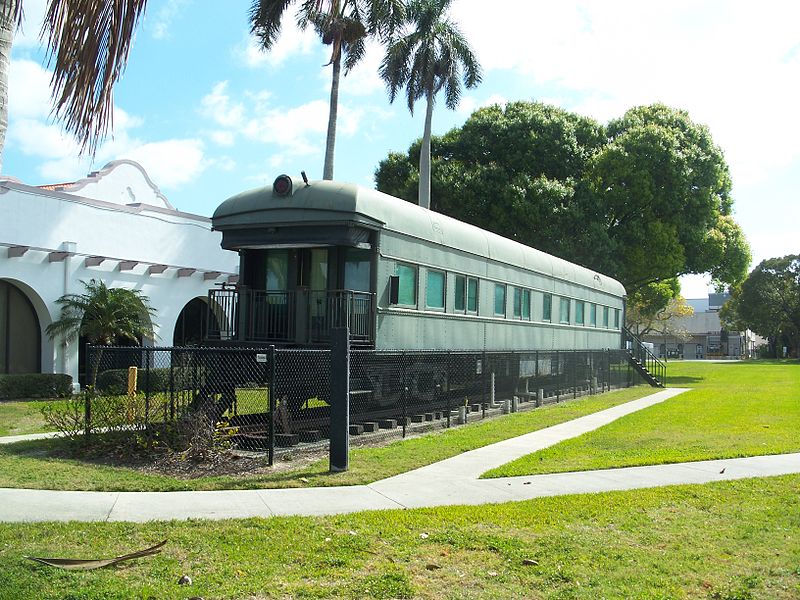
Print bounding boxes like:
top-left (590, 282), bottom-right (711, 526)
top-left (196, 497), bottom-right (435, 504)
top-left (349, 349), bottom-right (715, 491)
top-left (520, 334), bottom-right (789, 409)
top-left (0, 0), bottom-right (17, 173)
top-left (323, 52), bottom-right (341, 181)
top-left (417, 92), bottom-right (434, 209)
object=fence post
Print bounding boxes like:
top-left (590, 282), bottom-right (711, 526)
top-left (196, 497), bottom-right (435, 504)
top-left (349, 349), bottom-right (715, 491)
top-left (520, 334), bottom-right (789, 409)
top-left (144, 348), bottom-right (151, 440)
top-left (401, 351), bottom-right (407, 438)
top-left (556, 350), bottom-right (560, 402)
top-left (481, 350), bottom-right (487, 416)
top-left (330, 327), bottom-right (350, 472)
top-left (84, 345), bottom-right (93, 441)
top-left (169, 349), bottom-right (175, 421)
top-left (446, 352), bottom-right (451, 428)
top-left (574, 352), bottom-right (579, 396)
top-left (268, 345), bottom-right (276, 467)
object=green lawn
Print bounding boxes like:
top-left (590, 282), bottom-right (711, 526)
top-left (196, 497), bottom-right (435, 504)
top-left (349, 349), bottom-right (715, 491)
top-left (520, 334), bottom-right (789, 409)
top-left (1, 475), bottom-right (798, 599)
top-left (0, 400), bottom-right (71, 437)
top-left (0, 386), bottom-right (653, 492)
top-left (484, 360), bottom-right (800, 478)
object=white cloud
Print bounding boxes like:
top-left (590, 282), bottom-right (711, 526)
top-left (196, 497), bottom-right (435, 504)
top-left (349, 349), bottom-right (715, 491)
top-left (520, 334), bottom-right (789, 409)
top-left (338, 40), bottom-right (385, 97)
top-left (456, 93), bottom-right (508, 115)
top-left (238, 21), bottom-right (317, 69)
top-left (9, 118), bottom-right (81, 161)
top-left (119, 139), bottom-right (207, 188)
top-left (453, 0), bottom-right (800, 187)
top-left (8, 59), bottom-right (52, 120)
top-left (150, 0), bottom-right (190, 40)
top-left (200, 81), bottom-right (245, 128)
top-left (456, 96), bottom-right (477, 115)
top-left (210, 130), bottom-right (235, 146)
top-left (243, 99), bottom-right (364, 158)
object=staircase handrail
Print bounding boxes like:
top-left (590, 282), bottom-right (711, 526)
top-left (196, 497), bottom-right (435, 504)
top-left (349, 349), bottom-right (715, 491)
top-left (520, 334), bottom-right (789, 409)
top-left (622, 326), bottom-right (667, 386)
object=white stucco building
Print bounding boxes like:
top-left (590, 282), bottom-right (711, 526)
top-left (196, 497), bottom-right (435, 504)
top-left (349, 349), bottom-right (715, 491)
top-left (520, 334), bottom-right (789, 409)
top-left (0, 160), bottom-right (238, 388)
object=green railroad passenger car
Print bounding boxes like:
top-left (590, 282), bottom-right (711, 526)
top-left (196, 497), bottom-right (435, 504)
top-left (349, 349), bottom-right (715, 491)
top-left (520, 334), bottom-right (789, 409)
top-left (208, 175), bottom-right (625, 352)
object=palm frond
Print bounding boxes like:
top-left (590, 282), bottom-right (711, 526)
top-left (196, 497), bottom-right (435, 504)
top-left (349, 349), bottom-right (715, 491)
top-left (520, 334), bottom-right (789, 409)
top-left (250, 0), bottom-right (295, 47)
top-left (41, 0), bottom-right (148, 156)
top-left (46, 279), bottom-right (156, 345)
top-left (0, 0), bottom-right (24, 29)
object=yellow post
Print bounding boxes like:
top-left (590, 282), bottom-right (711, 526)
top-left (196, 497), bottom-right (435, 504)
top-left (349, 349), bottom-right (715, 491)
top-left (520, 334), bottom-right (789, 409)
top-left (127, 366), bottom-right (138, 398)
top-left (127, 367), bottom-right (138, 423)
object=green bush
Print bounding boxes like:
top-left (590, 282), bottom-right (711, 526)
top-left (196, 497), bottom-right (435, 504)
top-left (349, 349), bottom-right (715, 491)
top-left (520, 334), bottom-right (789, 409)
top-left (96, 367), bottom-right (195, 395)
top-left (0, 373), bottom-right (73, 400)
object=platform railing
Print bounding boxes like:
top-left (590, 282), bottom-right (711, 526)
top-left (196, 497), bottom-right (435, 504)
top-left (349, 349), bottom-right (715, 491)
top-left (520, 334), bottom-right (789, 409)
top-left (207, 287), bottom-right (374, 345)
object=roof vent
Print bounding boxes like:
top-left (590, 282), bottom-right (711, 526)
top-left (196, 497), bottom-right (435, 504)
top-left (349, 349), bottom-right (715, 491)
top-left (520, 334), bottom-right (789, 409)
top-left (273, 175), bottom-right (293, 197)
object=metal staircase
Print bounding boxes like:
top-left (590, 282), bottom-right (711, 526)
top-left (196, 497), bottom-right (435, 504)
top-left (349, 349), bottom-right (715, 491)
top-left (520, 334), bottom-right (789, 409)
top-left (622, 327), bottom-right (666, 387)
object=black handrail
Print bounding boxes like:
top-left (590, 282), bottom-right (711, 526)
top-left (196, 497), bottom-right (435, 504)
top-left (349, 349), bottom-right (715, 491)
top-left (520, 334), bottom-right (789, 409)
top-left (622, 326), bottom-right (667, 386)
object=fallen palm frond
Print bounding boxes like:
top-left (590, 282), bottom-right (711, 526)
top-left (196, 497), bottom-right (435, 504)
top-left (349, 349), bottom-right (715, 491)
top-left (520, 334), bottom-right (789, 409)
top-left (24, 539), bottom-right (166, 571)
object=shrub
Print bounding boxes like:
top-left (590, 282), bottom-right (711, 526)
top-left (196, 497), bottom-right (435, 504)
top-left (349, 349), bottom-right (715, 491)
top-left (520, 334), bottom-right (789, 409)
top-left (0, 373), bottom-right (73, 400)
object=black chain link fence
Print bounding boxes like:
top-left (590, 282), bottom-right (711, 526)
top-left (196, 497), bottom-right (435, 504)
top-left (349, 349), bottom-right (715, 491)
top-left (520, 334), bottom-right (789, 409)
top-left (86, 344), bottom-right (645, 463)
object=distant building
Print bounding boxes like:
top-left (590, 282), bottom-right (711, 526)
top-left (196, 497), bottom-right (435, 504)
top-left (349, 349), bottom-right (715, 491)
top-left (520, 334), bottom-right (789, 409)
top-left (641, 293), bottom-right (761, 360)
top-left (0, 160), bottom-right (238, 388)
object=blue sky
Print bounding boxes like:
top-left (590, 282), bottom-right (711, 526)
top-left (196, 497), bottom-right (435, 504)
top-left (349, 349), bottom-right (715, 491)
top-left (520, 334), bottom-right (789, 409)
top-left (6, 0), bottom-right (800, 297)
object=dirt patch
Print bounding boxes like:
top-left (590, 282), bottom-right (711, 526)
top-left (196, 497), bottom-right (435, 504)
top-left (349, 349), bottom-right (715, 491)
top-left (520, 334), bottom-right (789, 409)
top-left (138, 447), bottom-right (330, 480)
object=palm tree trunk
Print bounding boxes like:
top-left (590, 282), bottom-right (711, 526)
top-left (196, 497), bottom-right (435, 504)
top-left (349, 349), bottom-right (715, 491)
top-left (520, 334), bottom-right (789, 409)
top-left (0, 0), bottom-right (17, 173)
top-left (418, 92), bottom-right (434, 209)
top-left (323, 52), bottom-right (341, 181)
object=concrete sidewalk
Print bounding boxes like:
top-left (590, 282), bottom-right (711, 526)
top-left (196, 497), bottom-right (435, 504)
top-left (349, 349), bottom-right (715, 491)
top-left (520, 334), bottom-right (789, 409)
top-left (2, 387), bottom-right (799, 522)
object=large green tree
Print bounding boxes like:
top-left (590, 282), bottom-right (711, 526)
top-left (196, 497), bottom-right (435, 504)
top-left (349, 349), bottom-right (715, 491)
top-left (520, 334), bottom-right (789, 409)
top-left (251, 0), bottom-right (403, 180)
top-left (721, 255), bottom-right (800, 358)
top-left (375, 101), bottom-right (751, 302)
top-left (46, 279), bottom-right (156, 386)
top-left (379, 0), bottom-right (480, 208)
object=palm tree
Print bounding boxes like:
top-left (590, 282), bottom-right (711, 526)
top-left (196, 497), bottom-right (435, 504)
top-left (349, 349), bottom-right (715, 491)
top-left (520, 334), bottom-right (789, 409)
top-left (0, 0), bottom-right (148, 168)
top-left (46, 279), bottom-right (156, 387)
top-left (250, 0), bottom-right (403, 180)
top-left (0, 0), bottom-right (22, 172)
top-left (380, 0), bottom-right (480, 209)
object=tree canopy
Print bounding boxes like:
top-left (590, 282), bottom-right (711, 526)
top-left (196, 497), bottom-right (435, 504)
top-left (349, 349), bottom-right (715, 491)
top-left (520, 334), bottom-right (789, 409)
top-left (721, 255), bottom-right (800, 358)
top-left (375, 101), bottom-right (751, 304)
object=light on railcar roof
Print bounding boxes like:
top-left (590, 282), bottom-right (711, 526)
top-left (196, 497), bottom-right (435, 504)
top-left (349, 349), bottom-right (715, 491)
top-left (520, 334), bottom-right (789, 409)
top-left (273, 174), bottom-right (293, 197)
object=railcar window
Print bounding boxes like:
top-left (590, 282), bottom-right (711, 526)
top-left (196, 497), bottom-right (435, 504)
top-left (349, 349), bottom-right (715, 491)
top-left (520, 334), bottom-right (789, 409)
top-left (426, 270), bottom-right (446, 310)
top-left (603, 306), bottom-right (610, 327)
top-left (454, 275), bottom-right (466, 312)
top-left (494, 284), bottom-right (507, 317)
top-left (467, 278), bottom-right (478, 313)
top-left (344, 248), bottom-right (371, 292)
top-left (266, 249), bottom-right (289, 290)
top-left (455, 275), bottom-right (479, 313)
top-left (614, 308), bottom-right (620, 329)
top-left (396, 264), bottom-right (418, 306)
top-left (575, 300), bottom-right (585, 325)
top-left (590, 303), bottom-right (597, 327)
top-left (522, 289), bottom-right (531, 320)
top-left (559, 297), bottom-right (571, 324)
top-left (513, 288), bottom-right (522, 318)
top-left (542, 293), bottom-right (552, 321)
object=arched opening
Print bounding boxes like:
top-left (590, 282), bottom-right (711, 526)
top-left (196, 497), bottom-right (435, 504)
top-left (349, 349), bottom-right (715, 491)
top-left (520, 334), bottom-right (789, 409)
top-left (0, 280), bottom-right (42, 374)
top-left (173, 297), bottom-right (218, 346)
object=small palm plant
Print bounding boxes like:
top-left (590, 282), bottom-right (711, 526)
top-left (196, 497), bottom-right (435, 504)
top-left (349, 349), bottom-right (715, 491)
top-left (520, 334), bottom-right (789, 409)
top-left (46, 279), bottom-right (156, 389)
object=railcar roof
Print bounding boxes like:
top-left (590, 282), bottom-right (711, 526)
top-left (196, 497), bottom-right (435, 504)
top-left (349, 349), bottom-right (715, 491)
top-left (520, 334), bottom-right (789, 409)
top-left (213, 178), bottom-right (626, 297)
